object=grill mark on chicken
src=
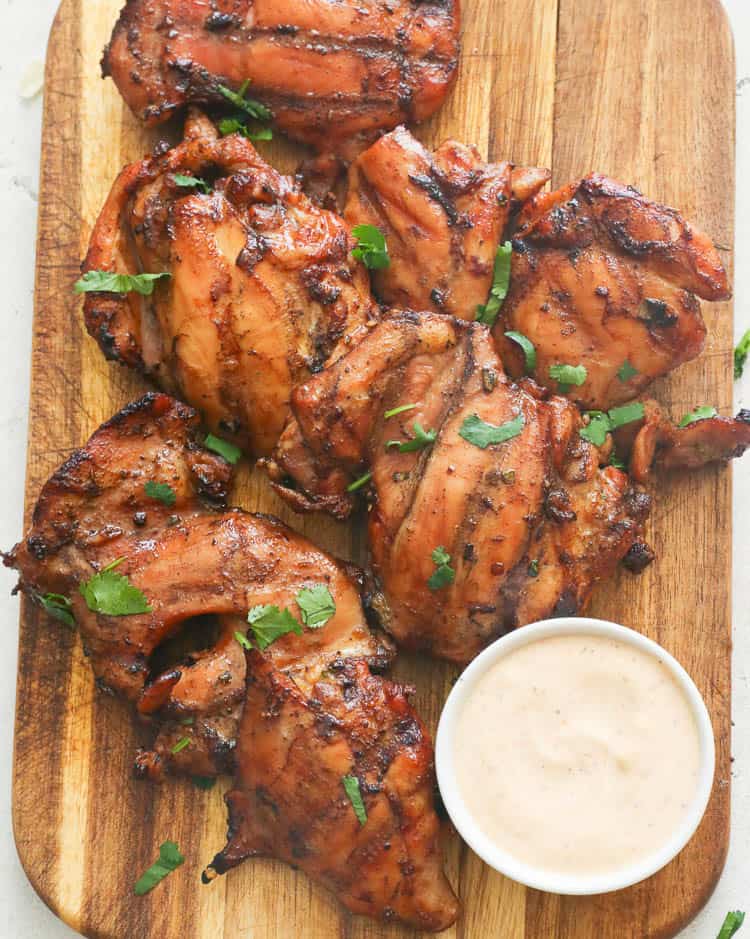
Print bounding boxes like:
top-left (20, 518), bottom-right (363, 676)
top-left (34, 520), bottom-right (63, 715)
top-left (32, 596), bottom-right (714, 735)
top-left (103, 0), bottom-right (460, 157)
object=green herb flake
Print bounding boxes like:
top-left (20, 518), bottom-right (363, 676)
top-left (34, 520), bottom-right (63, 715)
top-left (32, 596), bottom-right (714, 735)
top-left (528, 559), bottom-right (539, 577)
top-left (247, 604), bottom-right (303, 650)
top-left (579, 411), bottom-right (611, 447)
top-left (608, 402), bottom-right (645, 429)
top-left (192, 776), bottom-right (217, 791)
top-left (549, 363), bottom-right (588, 393)
top-left (352, 224), bottom-right (390, 270)
top-left (384, 403), bottom-right (418, 420)
top-left (679, 405), bottom-right (718, 428)
top-left (387, 421), bottom-right (437, 454)
top-left (234, 630), bottom-right (252, 650)
top-left (133, 841), bottom-right (185, 897)
top-left (476, 241), bottom-right (513, 327)
top-left (204, 433), bottom-right (242, 465)
top-left (172, 173), bottom-right (210, 194)
top-left (217, 81), bottom-right (272, 121)
top-left (171, 737), bottom-right (191, 755)
top-left (218, 116), bottom-right (273, 142)
top-left (717, 911), bottom-right (745, 939)
top-left (735, 329), bottom-right (750, 380)
top-left (617, 359), bottom-right (639, 382)
top-left (75, 271), bottom-right (170, 296)
top-left (428, 546), bottom-right (455, 592)
top-left (39, 593), bottom-right (75, 628)
top-left (144, 480), bottom-right (177, 507)
top-left (296, 584), bottom-right (336, 629)
top-left (504, 330), bottom-right (537, 373)
top-left (459, 413), bottom-right (525, 450)
top-left (80, 558), bottom-right (151, 617)
top-left (342, 775), bottom-right (367, 826)
top-left (347, 470), bottom-right (372, 493)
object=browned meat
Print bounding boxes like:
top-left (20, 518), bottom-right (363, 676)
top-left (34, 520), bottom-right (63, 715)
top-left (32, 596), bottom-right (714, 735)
top-left (344, 125), bottom-right (550, 315)
top-left (103, 0), bottom-right (460, 158)
top-left (614, 401), bottom-right (750, 482)
top-left (205, 651), bottom-right (458, 931)
top-left (5, 394), bottom-right (391, 780)
top-left (264, 312), bottom-right (652, 664)
top-left (83, 111), bottom-right (377, 457)
top-left (494, 175), bottom-right (731, 410)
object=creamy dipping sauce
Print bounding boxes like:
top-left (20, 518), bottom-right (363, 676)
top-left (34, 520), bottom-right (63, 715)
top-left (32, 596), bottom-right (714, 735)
top-left (453, 634), bottom-right (702, 878)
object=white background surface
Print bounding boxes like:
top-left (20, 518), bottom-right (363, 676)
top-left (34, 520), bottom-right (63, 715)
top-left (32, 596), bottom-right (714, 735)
top-left (0, 2), bottom-right (747, 936)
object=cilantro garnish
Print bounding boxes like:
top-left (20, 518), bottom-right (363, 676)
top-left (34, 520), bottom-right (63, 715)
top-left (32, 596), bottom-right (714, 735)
top-left (679, 405), bottom-right (718, 428)
top-left (192, 776), bottom-right (217, 791)
top-left (218, 116), bottom-right (273, 141)
top-left (352, 225), bottom-right (390, 270)
top-left (386, 421), bottom-right (437, 453)
top-left (528, 559), bottom-right (540, 577)
top-left (549, 363), bottom-right (588, 393)
top-left (247, 604), bottom-right (303, 650)
top-left (74, 271), bottom-right (170, 296)
top-left (133, 841), bottom-right (185, 896)
top-left (204, 433), bottom-right (242, 465)
top-left (384, 403), bottom-right (418, 420)
top-left (234, 630), bottom-right (252, 650)
top-left (171, 737), bottom-right (191, 755)
top-left (172, 173), bottom-right (210, 194)
top-left (504, 330), bottom-right (536, 372)
top-left (579, 402), bottom-right (645, 446)
top-left (347, 470), bottom-right (372, 493)
top-left (296, 584), bottom-right (336, 629)
top-left (342, 775), bottom-right (367, 826)
top-left (617, 359), bottom-right (639, 382)
top-left (459, 413), bottom-right (525, 450)
top-left (428, 546), bottom-right (455, 591)
top-left (39, 593), bottom-right (75, 628)
top-left (79, 558), bottom-right (151, 616)
top-left (217, 80), bottom-right (272, 120)
top-left (476, 241), bottom-right (512, 327)
top-left (735, 330), bottom-right (750, 380)
top-left (144, 481), bottom-right (176, 507)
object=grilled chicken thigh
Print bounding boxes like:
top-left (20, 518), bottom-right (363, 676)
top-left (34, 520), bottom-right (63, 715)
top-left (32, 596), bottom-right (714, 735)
top-left (103, 0), bottom-right (460, 158)
top-left (344, 126), bottom-right (550, 316)
top-left (6, 393), bottom-right (458, 928)
top-left (206, 651), bottom-right (458, 931)
top-left (83, 111), bottom-right (377, 456)
top-left (495, 175), bottom-right (731, 410)
top-left (265, 312), bottom-right (653, 663)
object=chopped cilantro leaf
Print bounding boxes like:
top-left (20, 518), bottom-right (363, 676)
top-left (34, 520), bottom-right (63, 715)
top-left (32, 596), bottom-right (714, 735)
top-left (204, 433), bottom-right (242, 464)
top-left (247, 604), bottom-right (303, 650)
top-left (217, 81), bottom-right (272, 121)
top-left (352, 225), bottom-right (390, 270)
top-left (234, 630), bottom-right (252, 650)
top-left (39, 593), bottom-right (74, 628)
top-left (80, 559), bottom-right (151, 616)
top-left (459, 413), bottom-right (525, 450)
top-left (296, 584), bottom-right (336, 629)
top-left (144, 481), bottom-right (176, 506)
top-left (134, 841), bottom-right (185, 896)
top-left (386, 421), bottom-right (437, 453)
top-left (342, 775), bottom-right (367, 826)
top-left (172, 173), bottom-right (210, 194)
top-left (504, 330), bottom-right (536, 373)
top-left (218, 116), bottom-right (273, 141)
top-left (679, 405), bottom-right (718, 428)
top-left (549, 363), bottom-right (587, 393)
top-left (384, 403), bottom-right (418, 420)
top-left (579, 411), bottom-right (611, 447)
top-left (428, 546), bottom-right (455, 591)
top-left (347, 470), bottom-right (372, 493)
top-left (75, 271), bottom-right (170, 296)
top-left (528, 559), bottom-right (539, 577)
top-left (476, 241), bottom-right (512, 327)
top-left (617, 359), bottom-right (639, 382)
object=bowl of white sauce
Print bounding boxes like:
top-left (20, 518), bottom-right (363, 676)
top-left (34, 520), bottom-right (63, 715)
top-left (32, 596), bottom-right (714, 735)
top-left (435, 617), bottom-right (715, 895)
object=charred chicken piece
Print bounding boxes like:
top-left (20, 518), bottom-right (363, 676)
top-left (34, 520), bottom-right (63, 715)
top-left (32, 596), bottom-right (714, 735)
top-left (494, 175), bottom-right (730, 410)
top-left (344, 125), bottom-right (550, 316)
top-left (5, 394), bottom-right (390, 780)
top-left (205, 651), bottom-right (458, 931)
top-left (103, 0), bottom-right (460, 158)
top-left (83, 111), bottom-right (377, 457)
top-left (613, 400), bottom-right (750, 482)
top-left (265, 312), bottom-right (652, 664)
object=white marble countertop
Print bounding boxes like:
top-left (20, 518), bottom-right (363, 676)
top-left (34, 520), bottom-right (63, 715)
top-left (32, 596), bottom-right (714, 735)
top-left (0, 1), bottom-right (747, 936)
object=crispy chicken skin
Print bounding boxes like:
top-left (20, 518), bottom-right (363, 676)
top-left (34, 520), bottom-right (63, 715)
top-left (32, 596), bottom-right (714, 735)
top-left (344, 126), bottom-right (550, 316)
top-left (495, 175), bottom-right (731, 410)
top-left (83, 111), bottom-right (377, 456)
top-left (5, 394), bottom-right (393, 780)
top-left (265, 312), bottom-right (652, 663)
top-left (103, 0), bottom-right (460, 158)
top-left (613, 400), bottom-right (750, 483)
top-left (205, 652), bottom-right (458, 931)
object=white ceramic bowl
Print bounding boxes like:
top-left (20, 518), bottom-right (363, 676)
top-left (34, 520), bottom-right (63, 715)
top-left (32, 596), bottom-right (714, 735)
top-left (435, 617), bottom-right (716, 896)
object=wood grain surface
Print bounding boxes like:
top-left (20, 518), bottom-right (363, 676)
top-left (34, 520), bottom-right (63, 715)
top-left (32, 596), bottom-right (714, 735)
top-left (13, 1), bottom-right (736, 937)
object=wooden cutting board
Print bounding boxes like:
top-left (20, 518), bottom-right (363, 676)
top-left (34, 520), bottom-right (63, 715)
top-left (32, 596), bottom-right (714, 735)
top-left (14, 0), bottom-right (735, 937)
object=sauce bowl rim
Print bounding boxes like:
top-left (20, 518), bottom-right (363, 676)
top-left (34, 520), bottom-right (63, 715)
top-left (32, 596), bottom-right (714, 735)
top-left (434, 616), bottom-right (716, 896)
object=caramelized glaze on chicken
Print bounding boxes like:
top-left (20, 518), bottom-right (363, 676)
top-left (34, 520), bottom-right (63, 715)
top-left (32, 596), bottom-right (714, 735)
top-left (83, 111), bottom-right (377, 456)
top-left (103, 0), bottom-right (460, 157)
top-left (495, 175), bottom-right (731, 409)
top-left (265, 312), bottom-right (652, 663)
top-left (344, 126), bottom-right (550, 316)
top-left (205, 650), bottom-right (458, 931)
